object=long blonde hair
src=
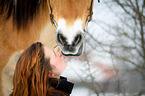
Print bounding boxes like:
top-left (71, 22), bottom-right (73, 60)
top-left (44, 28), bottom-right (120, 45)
top-left (10, 42), bottom-right (67, 96)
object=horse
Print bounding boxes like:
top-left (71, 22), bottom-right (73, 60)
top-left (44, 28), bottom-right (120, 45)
top-left (0, 0), bottom-right (94, 95)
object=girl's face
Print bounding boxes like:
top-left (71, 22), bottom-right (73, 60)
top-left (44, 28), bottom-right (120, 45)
top-left (44, 46), bottom-right (67, 78)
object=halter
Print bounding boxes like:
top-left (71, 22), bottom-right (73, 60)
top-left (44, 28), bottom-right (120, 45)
top-left (84, 0), bottom-right (94, 32)
top-left (47, 0), bottom-right (100, 30)
top-left (47, 0), bottom-right (57, 29)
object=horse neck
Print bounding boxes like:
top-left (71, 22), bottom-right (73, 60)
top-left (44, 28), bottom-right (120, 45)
top-left (1, 6), bottom-right (50, 49)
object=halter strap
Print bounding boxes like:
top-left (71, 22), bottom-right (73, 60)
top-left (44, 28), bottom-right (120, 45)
top-left (84, 0), bottom-right (94, 32)
top-left (47, 0), bottom-right (57, 29)
top-left (88, 0), bottom-right (94, 22)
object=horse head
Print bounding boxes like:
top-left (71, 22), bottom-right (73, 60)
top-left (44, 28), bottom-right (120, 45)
top-left (49, 0), bottom-right (93, 56)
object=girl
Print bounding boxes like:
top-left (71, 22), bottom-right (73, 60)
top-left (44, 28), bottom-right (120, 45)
top-left (10, 42), bottom-right (74, 96)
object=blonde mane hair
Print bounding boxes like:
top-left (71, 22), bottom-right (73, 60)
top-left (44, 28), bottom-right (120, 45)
top-left (10, 42), bottom-right (67, 96)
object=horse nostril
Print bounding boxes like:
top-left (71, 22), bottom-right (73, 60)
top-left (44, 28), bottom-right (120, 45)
top-left (73, 34), bottom-right (82, 46)
top-left (57, 33), bottom-right (67, 45)
top-left (64, 45), bottom-right (75, 52)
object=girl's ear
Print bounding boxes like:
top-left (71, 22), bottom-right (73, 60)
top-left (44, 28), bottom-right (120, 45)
top-left (48, 71), bottom-right (55, 78)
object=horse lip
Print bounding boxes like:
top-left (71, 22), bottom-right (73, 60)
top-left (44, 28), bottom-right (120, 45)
top-left (61, 44), bottom-right (83, 56)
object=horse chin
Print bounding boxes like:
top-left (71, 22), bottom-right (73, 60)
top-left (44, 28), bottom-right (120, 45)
top-left (61, 44), bottom-right (83, 56)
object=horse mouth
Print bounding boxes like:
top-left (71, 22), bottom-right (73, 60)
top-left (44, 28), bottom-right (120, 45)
top-left (61, 44), bottom-right (83, 56)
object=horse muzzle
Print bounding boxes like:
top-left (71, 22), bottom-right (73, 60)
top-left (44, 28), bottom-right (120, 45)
top-left (61, 43), bottom-right (83, 56)
top-left (56, 32), bottom-right (84, 56)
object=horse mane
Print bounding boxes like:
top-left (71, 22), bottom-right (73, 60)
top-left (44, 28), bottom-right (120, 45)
top-left (0, 0), bottom-right (46, 29)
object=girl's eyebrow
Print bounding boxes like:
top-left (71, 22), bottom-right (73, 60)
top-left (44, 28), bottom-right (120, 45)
top-left (53, 50), bottom-right (56, 57)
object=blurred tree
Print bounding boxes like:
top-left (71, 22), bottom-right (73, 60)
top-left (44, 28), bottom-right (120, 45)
top-left (66, 0), bottom-right (145, 96)
top-left (83, 0), bottom-right (145, 95)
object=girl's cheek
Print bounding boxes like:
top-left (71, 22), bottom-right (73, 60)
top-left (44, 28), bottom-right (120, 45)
top-left (50, 59), bottom-right (55, 66)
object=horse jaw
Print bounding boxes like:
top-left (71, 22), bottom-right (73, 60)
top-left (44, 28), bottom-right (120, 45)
top-left (56, 19), bottom-right (84, 56)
